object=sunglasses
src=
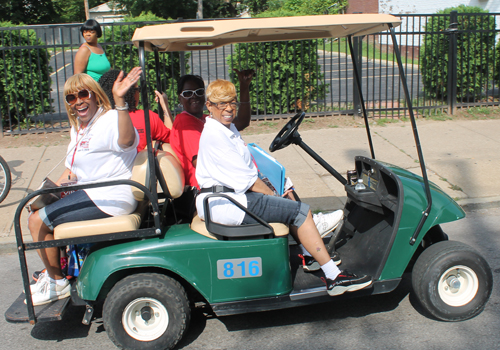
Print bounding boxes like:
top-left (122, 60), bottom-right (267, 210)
top-left (209, 100), bottom-right (239, 110)
top-left (65, 89), bottom-right (92, 105)
top-left (180, 88), bottom-right (205, 98)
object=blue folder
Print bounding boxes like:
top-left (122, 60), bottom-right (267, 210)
top-left (248, 143), bottom-right (286, 195)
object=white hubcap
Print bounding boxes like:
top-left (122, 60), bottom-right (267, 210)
top-left (438, 265), bottom-right (479, 307)
top-left (122, 297), bottom-right (169, 341)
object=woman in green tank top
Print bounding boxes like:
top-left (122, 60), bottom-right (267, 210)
top-left (74, 19), bottom-right (111, 81)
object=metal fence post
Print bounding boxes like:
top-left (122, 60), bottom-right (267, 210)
top-left (447, 11), bottom-right (458, 115)
top-left (352, 36), bottom-right (363, 116)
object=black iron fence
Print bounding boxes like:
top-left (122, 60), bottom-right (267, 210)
top-left (1, 12), bottom-right (500, 135)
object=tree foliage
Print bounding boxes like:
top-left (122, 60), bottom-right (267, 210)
top-left (421, 6), bottom-right (496, 100)
top-left (103, 12), bottom-right (188, 111)
top-left (53, 0), bottom-right (102, 23)
top-left (0, 0), bottom-right (59, 24)
top-left (0, 21), bottom-right (52, 126)
top-left (262, 0), bottom-right (347, 17)
top-left (228, 40), bottom-right (327, 115)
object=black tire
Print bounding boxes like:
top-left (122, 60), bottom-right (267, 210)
top-left (103, 273), bottom-right (191, 350)
top-left (0, 156), bottom-right (11, 203)
top-left (412, 241), bottom-right (492, 321)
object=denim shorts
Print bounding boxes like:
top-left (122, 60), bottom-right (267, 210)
top-left (242, 192), bottom-right (310, 228)
top-left (38, 190), bottom-right (111, 230)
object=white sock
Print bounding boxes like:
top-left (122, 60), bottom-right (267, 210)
top-left (321, 260), bottom-right (341, 280)
top-left (299, 244), bottom-right (312, 257)
top-left (48, 276), bottom-right (67, 286)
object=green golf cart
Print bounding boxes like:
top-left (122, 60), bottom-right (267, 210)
top-left (6, 14), bottom-right (492, 350)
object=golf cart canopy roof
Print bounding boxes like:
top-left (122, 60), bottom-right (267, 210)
top-left (132, 14), bottom-right (401, 52)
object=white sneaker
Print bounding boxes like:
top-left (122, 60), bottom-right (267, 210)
top-left (24, 278), bottom-right (70, 306)
top-left (28, 271), bottom-right (47, 294)
top-left (313, 210), bottom-right (344, 238)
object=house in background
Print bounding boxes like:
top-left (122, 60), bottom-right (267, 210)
top-left (346, 0), bottom-right (500, 58)
top-left (89, 1), bottom-right (127, 23)
top-left (346, 0), bottom-right (499, 15)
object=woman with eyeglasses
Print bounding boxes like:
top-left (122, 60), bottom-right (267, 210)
top-left (196, 79), bottom-right (373, 297)
top-left (99, 69), bottom-right (174, 152)
top-left (169, 70), bottom-right (254, 218)
top-left (26, 68), bottom-right (141, 306)
top-left (74, 19), bottom-right (111, 81)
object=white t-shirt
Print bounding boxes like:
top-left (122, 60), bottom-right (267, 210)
top-left (65, 109), bottom-right (140, 216)
top-left (195, 117), bottom-right (258, 225)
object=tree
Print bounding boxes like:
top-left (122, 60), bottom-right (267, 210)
top-left (0, 21), bottom-right (53, 127)
top-left (53, 0), bottom-right (101, 23)
top-left (103, 12), bottom-right (189, 111)
top-left (0, 0), bottom-right (59, 25)
top-left (421, 6), bottom-right (496, 100)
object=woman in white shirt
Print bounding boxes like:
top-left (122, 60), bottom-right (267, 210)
top-left (196, 79), bottom-right (372, 297)
top-left (26, 69), bottom-right (141, 306)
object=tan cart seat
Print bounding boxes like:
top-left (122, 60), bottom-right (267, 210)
top-left (191, 214), bottom-right (289, 240)
top-left (131, 147), bottom-right (185, 201)
top-left (54, 146), bottom-right (185, 239)
top-left (54, 202), bottom-right (146, 239)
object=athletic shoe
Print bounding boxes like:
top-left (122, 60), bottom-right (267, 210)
top-left (24, 278), bottom-right (70, 306)
top-left (313, 210), bottom-right (344, 238)
top-left (32, 269), bottom-right (46, 282)
top-left (299, 251), bottom-right (342, 272)
top-left (322, 271), bottom-right (372, 296)
top-left (29, 271), bottom-right (48, 294)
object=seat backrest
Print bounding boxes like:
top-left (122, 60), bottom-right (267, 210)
top-left (131, 146), bottom-right (185, 201)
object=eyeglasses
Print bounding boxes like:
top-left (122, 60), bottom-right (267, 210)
top-left (65, 89), bottom-right (92, 105)
top-left (180, 88), bottom-right (205, 98)
top-left (209, 100), bottom-right (239, 110)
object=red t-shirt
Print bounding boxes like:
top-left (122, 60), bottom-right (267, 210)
top-left (170, 111), bottom-right (207, 188)
top-left (129, 109), bottom-right (171, 152)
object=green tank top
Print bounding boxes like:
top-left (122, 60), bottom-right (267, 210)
top-left (85, 48), bottom-right (111, 82)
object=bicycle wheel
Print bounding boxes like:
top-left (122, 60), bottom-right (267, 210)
top-left (0, 156), bottom-right (11, 203)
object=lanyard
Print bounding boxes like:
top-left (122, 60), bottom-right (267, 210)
top-left (68, 108), bottom-right (102, 180)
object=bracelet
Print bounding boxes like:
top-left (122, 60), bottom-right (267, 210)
top-left (115, 102), bottom-right (129, 111)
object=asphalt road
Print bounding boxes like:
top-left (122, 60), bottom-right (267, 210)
top-left (1, 208), bottom-right (499, 350)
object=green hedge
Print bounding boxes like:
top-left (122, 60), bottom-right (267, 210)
top-left (0, 22), bottom-right (53, 126)
top-left (228, 40), bottom-right (328, 115)
top-left (421, 6), bottom-right (496, 100)
top-left (103, 13), bottom-right (189, 111)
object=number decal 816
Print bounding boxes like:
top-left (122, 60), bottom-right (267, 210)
top-left (217, 257), bottom-right (262, 279)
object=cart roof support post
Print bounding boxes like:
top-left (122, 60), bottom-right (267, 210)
top-left (139, 41), bottom-right (161, 230)
top-left (387, 25), bottom-right (432, 245)
top-left (347, 35), bottom-right (375, 160)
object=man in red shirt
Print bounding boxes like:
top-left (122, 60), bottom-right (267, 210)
top-left (170, 69), bottom-right (254, 189)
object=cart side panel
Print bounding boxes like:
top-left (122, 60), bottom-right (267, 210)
top-left (380, 167), bottom-right (465, 280)
top-left (76, 224), bottom-right (292, 303)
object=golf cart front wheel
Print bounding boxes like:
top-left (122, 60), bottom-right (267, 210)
top-left (103, 273), bottom-right (190, 350)
top-left (412, 241), bottom-right (492, 321)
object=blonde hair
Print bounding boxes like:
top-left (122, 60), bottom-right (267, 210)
top-left (206, 79), bottom-right (237, 103)
top-left (64, 73), bottom-right (112, 129)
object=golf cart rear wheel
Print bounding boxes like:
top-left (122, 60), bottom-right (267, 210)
top-left (103, 273), bottom-right (190, 350)
top-left (412, 241), bottom-right (492, 321)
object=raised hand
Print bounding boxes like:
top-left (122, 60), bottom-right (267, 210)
top-left (112, 67), bottom-right (142, 100)
top-left (233, 68), bottom-right (255, 89)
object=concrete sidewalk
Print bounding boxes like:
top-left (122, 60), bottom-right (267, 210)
top-left (1, 118), bottom-right (500, 248)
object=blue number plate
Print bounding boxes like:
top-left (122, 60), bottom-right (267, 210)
top-left (217, 257), bottom-right (262, 279)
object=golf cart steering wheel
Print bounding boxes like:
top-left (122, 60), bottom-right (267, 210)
top-left (269, 112), bottom-right (305, 152)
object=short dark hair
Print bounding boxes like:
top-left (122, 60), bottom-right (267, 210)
top-left (98, 69), bottom-right (137, 112)
top-left (176, 75), bottom-right (205, 95)
top-left (80, 19), bottom-right (102, 38)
